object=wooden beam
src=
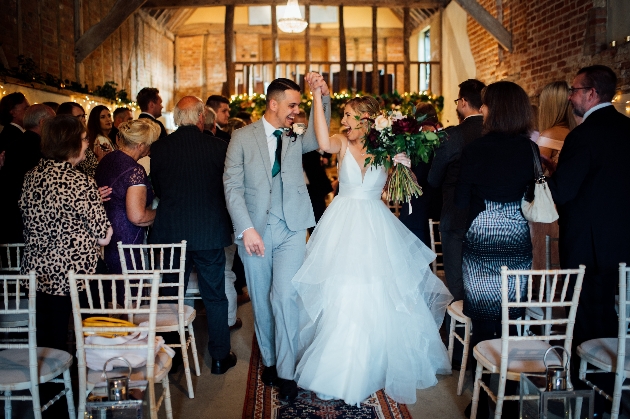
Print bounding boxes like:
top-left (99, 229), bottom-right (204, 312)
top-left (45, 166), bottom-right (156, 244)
top-left (143, 0), bottom-right (441, 8)
top-left (74, 0), bottom-right (84, 82)
top-left (75, 0), bottom-right (146, 63)
top-left (453, 0), bottom-right (512, 51)
top-left (271, 5), bottom-right (278, 79)
top-left (17, 0), bottom-right (23, 56)
top-left (338, 5), bottom-right (347, 93)
top-left (403, 7), bottom-right (411, 92)
top-left (201, 33), bottom-right (209, 100)
top-left (371, 6), bottom-right (378, 94)
top-left (304, 5), bottom-right (310, 73)
top-left (225, 5), bottom-right (236, 95)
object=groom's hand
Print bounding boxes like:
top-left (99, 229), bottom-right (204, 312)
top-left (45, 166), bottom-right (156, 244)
top-left (243, 228), bottom-right (265, 257)
top-left (305, 72), bottom-right (329, 96)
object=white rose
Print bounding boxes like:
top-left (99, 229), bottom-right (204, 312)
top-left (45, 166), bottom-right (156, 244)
top-left (391, 111), bottom-right (404, 121)
top-left (292, 123), bottom-right (306, 135)
top-left (374, 115), bottom-right (391, 132)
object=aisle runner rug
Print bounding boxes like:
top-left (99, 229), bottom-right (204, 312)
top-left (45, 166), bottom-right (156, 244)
top-left (242, 336), bottom-right (413, 419)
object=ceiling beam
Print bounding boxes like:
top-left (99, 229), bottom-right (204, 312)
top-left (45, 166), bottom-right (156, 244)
top-left (75, 0), bottom-right (146, 62)
top-left (143, 0), bottom-right (442, 8)
top-left (453, 0), bottom-right (512, 51)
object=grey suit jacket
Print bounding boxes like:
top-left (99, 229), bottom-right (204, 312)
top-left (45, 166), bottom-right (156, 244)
top-left (223, 95), bottom-right (331, 239)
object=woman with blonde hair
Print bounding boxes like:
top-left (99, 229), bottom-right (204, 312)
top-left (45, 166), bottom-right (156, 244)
top-left (291, 76), bottom-right (452, 406)
top-left (536, 81), bottom-right (576, 174)
top-left (530, 81), bottom-right (576, 269)
top-left (95, 118), bottom-right (161, 274)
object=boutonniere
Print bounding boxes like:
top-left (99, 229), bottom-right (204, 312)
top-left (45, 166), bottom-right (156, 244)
top-left (287, 123), bottom-right (306, 142)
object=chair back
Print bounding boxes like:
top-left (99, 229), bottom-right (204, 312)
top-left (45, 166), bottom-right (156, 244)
top-left (428, 219), bottom-right (443, 275)
top-left (117, 241), bottom-right (187, 304)
top-left (68, 271), bottom-right (160, 416)
top-left (617, 263), bottom-right (630, 372)
top-left (0, 243), bottom-right (25, 272)
top-left (500, 265), bottom-right (586, 365)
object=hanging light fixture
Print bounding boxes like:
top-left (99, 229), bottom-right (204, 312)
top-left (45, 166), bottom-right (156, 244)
top-left (277, 0), bottom-right (308, 34)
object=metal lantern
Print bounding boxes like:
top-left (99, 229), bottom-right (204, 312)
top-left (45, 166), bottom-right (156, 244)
top-left (520, 373), bottom-right (594, 419)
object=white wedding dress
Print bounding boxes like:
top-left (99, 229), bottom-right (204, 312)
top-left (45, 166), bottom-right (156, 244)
top-left (292, 150), bottom-right (453, 406)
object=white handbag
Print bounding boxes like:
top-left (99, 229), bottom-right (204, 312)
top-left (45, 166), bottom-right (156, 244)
top-left (521, 141), bottom-right (559, 223)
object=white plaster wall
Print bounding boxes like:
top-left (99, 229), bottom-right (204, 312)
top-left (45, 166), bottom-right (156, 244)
top-left (441, 2), bottom-right (476, 126)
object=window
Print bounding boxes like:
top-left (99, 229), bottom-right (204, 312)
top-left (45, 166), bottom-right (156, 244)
top-left (418, 28), bottom-right (431, 92)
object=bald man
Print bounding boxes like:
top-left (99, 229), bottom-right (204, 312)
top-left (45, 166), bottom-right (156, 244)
top-left (149, 96), bottom-right (236, 377)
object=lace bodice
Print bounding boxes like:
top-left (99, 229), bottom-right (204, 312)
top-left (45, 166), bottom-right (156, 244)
top-left (337, 151), bottom-right (387, 200)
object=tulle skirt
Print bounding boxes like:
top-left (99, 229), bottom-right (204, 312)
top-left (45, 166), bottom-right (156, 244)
top-left (292, 194), bottom-right (453, 405)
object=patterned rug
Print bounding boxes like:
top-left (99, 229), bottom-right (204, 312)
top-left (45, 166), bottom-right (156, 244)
top-left (242, 336), bottom-right (413, 419)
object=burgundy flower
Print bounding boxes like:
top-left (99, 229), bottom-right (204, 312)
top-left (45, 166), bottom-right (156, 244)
top-left (367, 128), bottom-right (380, 148)
top-left (391, 117), bottom-right (421, 135)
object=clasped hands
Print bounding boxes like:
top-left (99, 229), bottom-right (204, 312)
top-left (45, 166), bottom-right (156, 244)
top-left (305, 72), bottom-right (330, 96)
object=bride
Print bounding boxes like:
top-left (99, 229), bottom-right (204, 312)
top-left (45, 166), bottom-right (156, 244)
top-left (292, 75), bottom-right (453, 406)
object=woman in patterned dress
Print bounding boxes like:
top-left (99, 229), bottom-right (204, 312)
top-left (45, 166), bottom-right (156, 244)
top-left (455, 82), bottom-right (537, 417)
top-left (19, 115), bottom-right (113, 351)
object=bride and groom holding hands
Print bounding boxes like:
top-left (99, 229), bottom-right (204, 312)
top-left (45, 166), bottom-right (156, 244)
top-left (223, 72), bottom-right (452, 405)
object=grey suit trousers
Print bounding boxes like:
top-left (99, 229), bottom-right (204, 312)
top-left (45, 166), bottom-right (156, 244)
top-left (238, 214), bottom-right (306, 380)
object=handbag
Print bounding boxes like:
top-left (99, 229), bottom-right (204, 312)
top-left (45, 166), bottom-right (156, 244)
top-left (521, 141), bottom-right (559, 223)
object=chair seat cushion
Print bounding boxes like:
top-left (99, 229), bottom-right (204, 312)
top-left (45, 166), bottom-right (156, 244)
top-left (87, 350), bottom-right (172, 385)
top-left (132, 304), bottom-right (196, 329)
top-left (0, 347), bottom-right (72, 389)
top-left (447, 300), bottom-right (471, 324)
top-left (474, 339), bottom-right (563, 380)
top-left (0, 299), bottom-right (28, 327)
top-left (577, 338), bottom-right (630, 373)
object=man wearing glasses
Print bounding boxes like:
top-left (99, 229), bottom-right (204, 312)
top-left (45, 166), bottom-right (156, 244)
top-left (548, 65), bottom-right (630, 415)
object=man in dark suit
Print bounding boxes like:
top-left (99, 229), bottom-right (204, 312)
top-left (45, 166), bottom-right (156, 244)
top-left (548, 66), bottom-right (630, 387)
top-left (149, 96), bottom-right (236, 374)
top-left (137, 87), bottom-right (167, 139)
top-left (108, 107), bottom-right (133, 143)
top-left (0, 92), bottom-right (30, 244)
top-left (427, 79), bottom-right (485, 302)
top-left (206, 95), bottom-right (231, 143)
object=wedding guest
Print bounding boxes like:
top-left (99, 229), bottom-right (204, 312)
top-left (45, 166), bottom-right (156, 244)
top-left (88, 105), bottom-right (116, 156)
top-left (150, 96), bottom-right (235, 374)
top-left (95, 119), bottom-right (159, 275)
top-left (225, 117), bottom-right (246, 135)
top-left (137, 87), bottom-right (167, 139)
top-left (548, 66), bottom-right (630, 415)
top-left (57, 102), bottom-right (100, 180)
top-left (398, 102), bottom-right (441, 246)
top-left (20, 115), bottom-right (112, 351)
top-left (0, 92), bottom-right (29, 243)
top-left (235, 112), bottom-right (253, 125)
top-left (203, 106), bottom-right (219, 138)
top-left (428, 79), bottom-right (485, 302)
top-left (530, 81), bottom-right (576, 269)
top-left (206, 95), bottom-right (231, 142)
top-left (42, 102), bottom-right (59, 113)
top-left (109, 107), bottom-right (134, 143)
top-left (455, 81), bottom-right (535, 418)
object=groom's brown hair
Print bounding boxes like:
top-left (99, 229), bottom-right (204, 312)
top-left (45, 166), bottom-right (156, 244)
top-left (266, 78), bottom-right (301, 106)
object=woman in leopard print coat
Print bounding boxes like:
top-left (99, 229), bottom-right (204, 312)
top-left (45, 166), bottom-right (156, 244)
top-left (19, 115), bottom-right (113, 351)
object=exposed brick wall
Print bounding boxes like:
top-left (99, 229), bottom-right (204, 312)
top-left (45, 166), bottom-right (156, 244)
top-left (468, 0), bottom-right (630, 98)
top-left (1, 2), bottom-right (174, 109)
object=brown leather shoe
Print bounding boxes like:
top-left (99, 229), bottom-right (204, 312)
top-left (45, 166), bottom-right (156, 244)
top-left (229, 318), bottom-right (243, 331)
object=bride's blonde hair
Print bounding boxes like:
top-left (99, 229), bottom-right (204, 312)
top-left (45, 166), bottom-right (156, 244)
top-left (345, 96), bottom-right (381, 119)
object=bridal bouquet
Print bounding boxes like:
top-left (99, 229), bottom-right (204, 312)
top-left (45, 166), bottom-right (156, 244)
top-left (362, 108), bottom-right (446, 204)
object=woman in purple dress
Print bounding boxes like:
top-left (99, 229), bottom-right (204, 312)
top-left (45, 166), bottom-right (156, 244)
top-left (95, 119), bottom-right (160, 273)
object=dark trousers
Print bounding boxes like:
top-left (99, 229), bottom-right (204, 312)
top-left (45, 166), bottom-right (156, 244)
top-left (162, 249), bottom-right (230, 360)
top-left (441, 228), bottom-right (466, 301)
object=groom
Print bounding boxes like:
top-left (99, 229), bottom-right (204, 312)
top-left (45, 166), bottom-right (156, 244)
top-left (223, 74), bottom-right (331, 401)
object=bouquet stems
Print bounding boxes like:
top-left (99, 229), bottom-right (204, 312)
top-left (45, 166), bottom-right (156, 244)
top-left (384, 164), bottom-right (423, 204)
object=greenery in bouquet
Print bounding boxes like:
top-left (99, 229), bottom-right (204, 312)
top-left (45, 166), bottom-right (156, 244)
top-left (362, 108), bottom-right (447, 204)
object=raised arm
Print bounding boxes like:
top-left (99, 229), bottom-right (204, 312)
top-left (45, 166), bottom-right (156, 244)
top-left (305, 73), bottom-right (342, 154)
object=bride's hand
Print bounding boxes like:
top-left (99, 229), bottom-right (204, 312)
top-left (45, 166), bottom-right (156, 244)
top-left (305, 72), bottom-right (329, 96)
top-left (393, 153), bottom-right (411, 168)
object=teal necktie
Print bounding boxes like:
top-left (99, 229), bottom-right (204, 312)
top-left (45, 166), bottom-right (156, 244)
top-left (271, 129), bottom-right (283, 177)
